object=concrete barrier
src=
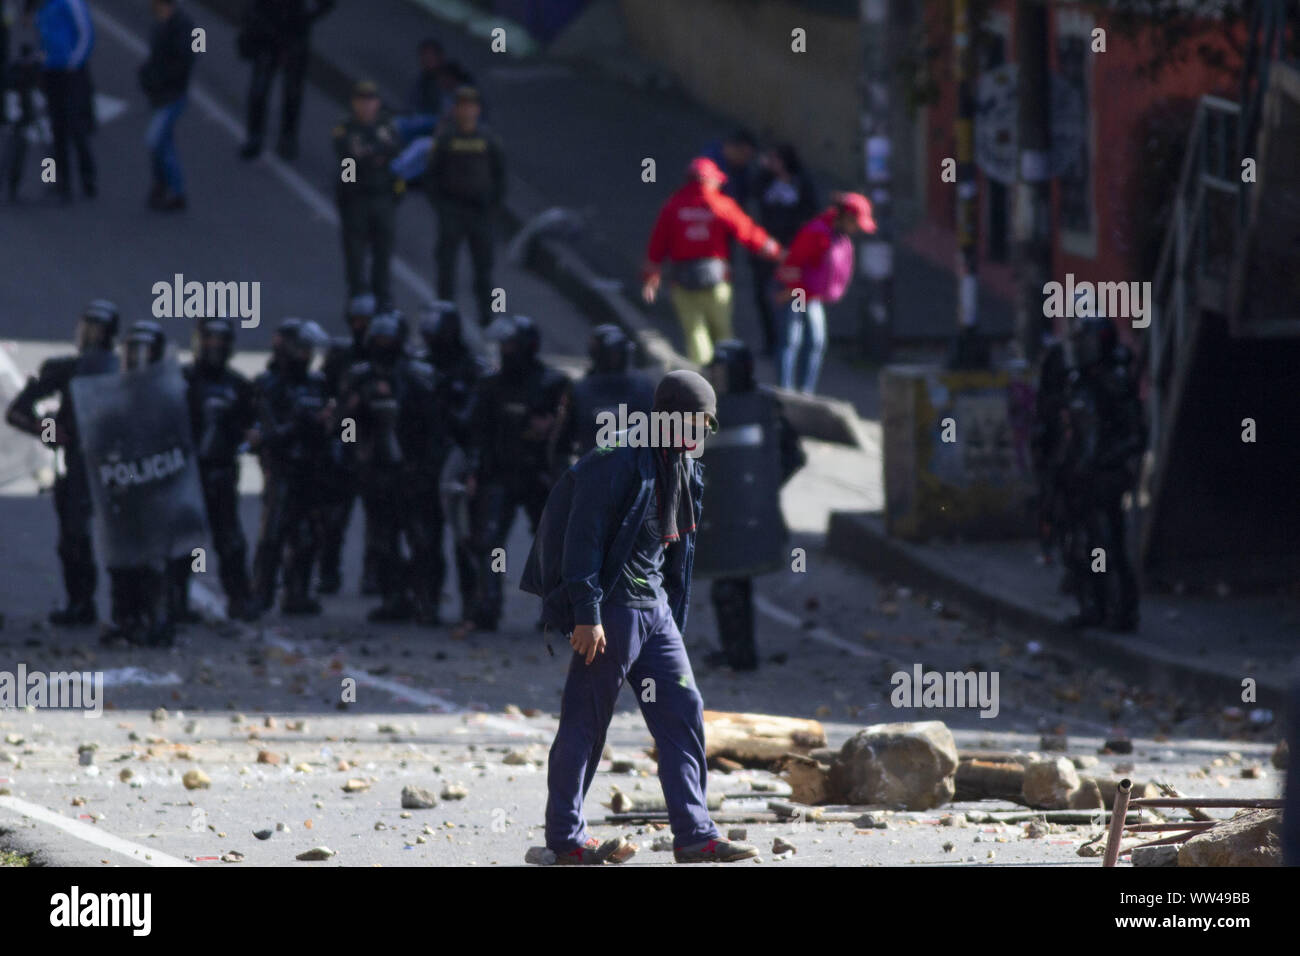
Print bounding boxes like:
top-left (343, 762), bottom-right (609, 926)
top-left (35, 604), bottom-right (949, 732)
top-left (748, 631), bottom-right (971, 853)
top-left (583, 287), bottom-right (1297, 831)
top-left (881, 363), bottom-right (1035, 540)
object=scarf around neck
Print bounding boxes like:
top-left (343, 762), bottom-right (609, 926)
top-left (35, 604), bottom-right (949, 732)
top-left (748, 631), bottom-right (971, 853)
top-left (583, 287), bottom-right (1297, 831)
top-left (653, 447), bottom-right (695, 544)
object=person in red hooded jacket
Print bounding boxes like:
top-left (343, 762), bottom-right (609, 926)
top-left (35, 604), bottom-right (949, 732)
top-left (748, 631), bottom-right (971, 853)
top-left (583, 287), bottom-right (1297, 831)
top-left (642, 157), bottom-right (782, 365)
top-left (774, 192), bottom-right (875, 394)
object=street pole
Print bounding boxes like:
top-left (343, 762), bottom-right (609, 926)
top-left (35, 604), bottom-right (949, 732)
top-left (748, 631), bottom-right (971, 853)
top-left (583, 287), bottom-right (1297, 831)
top-left (859, 0), bottom-right (895, 363)
top-left (954, 0), bottom-right (979, 337)
top-left (1014, 0), bottom-right (1053, 363)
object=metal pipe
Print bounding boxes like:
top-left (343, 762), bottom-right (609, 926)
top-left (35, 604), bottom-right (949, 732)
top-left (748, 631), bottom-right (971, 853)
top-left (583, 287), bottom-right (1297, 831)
top-left (1129, 798), bottom-right (1285, 809)
top-left (1102, 778), bottom-right (1132, 867)
top-left (1122, 822), bottom-right (1216, 833)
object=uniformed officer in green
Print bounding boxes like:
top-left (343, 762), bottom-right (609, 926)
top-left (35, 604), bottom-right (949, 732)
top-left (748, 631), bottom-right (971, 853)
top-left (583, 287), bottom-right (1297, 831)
top-left (334, 80), bottom-right (402, 312)
top-left (426, 86), bottom-right (506, 327)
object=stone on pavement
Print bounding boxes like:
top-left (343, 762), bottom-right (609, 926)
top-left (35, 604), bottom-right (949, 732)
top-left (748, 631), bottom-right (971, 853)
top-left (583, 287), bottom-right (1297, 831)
top-left (831, 721), bottom-right (958, 810)
top-left (1021, 757), bottom-right (1080, 810)
top-left (401, 786), bottom-right (439, 809)
top-left (1179, 810), bottom-right (1282, 867)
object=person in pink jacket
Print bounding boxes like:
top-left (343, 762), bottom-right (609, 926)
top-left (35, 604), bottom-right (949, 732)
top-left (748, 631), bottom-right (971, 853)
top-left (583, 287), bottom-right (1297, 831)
top-left (774, 193), bottom-right (875, 393)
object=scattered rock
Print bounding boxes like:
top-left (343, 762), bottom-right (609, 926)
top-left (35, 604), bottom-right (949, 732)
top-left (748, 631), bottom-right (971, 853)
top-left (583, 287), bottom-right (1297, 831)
top-left (253, 829), bottom-right (273, 840)
top-left (1039, 734), bottom-right (1068, 752)
top-left (609, 758), bottom-right (637, 773)
top-left (831, 721), bottom-right (958, 810)
top-left (652, 836), bottom-right (674, 852)
top-left (1272, 739), bottom-right (1289, 770)
top-left (939, 813), bottom-right (965, 827)
top-left (853, 812), bottom-right (888, 829)
top-left (1179, 810), bottom-right (1282, 867)
top-left (1077, 840), bottom-right (1106, 857)
top-left (503, 750), bottom-right (531, 766)
top-left (1071, 755), bottom-right (1099, 770)
top-left (1132, 845), bottom-right (1179, 867)
top-left (1067, 778), bottom-right (1104, 810)
top-left (118, 769), bottom-right (132, 783)
top-left (1241, 766), bottom-right (1265, 780)
top-left (727, 828), bottom-right (748, 841)
top-left (1021, 757), bottom-right (1080, 810)
top-left (440, 783), bottom-right (469, 800)
top-left (182, 769), bottom-right (211, 790)
top-left (942, 841), bottom-right (954, 852)
top-left (341, 778), bottom-right (370, 793)
top-left (772, 837), bottom-right (796, 856)
top-left (150, 708), bottom-right (167, 723)
top-left (256, 750), bottom-right (281, 765)
top-left (293, 762), bottom-right (312, 773)
top-left (1025, 820), bottom-right (1049, 839)
top-left (401, 786), bottom-right (438, 810)
top-left (1101, 739), bottom-right (1133, 755)
top-left (220, 850), bottom-right (245, 863)
top-left (295, 846), bottom-right (336, 862)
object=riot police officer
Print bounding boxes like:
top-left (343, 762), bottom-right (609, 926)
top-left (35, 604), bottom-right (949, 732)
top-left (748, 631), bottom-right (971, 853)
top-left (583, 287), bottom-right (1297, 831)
top-left (172, 317), bottom-right (260, 623)
top-left (6, 300), bottom-right (119, 626)
top-left (1060, 316), bottom-right (1144, 632)
top-left (103, 321), bottom-right (174, 646)
top-left (1031, 333), bottom-right (1077, 593)
top-left (417, 301), bottom-right (484, 622)
top-left (333, 81), bottom-right (401, 312)
top-left (462, 315), bottom-right (568, 631)
top-left (696, 340), bottom-right (805, 671)
top-left (251, 318), bottom-right (332, 615)
top-left (319, 293), bottom-right (376, 595)
top-left (337, 312), bottom-right (441, 623)
top-left (552, 323), bottom-right (655, 464)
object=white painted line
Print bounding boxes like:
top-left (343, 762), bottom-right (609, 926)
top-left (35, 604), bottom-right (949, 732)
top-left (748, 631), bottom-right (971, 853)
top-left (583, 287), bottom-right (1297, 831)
top-left (90, 7), bottom-right (436, 304)
top-left (0, 795), bottom-right (193, 867)
top-left (191, 580), bottom-right (545, 738)
top-left (753, 594), bottom-right (887, 661)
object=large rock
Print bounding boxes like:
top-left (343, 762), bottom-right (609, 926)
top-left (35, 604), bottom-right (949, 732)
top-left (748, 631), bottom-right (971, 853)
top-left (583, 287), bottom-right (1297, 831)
top-left (1179, 810), bottom-right (1282, 867)
top-left (1021, 757), bottom-right (1080, 809)
top-left (831, 721), bottom-right (958, 810)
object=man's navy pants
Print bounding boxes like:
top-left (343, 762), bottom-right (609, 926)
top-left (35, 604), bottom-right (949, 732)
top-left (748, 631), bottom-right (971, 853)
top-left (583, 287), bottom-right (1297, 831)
top-left (546, 601), bottom-right (719, 852)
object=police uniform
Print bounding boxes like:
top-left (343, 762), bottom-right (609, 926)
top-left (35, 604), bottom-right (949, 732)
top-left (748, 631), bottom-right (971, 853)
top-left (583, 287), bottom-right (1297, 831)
top-left (6, 342), bottom-right (118, 624)
top-left (334, 96), bottom-right (401, 312)
top-left (425, 105), bottom-right (506, 327)
top-left (251, 322), bottom-right (332, 615)
top-left (695, 341), bottom-right (805, 671)
top-left (466, 318), bottom-right (567, 629)
top-left (178, 341), bottom-right (259, 621)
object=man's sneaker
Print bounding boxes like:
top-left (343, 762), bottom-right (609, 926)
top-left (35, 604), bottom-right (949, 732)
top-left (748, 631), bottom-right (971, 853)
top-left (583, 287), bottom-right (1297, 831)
top-left (673, 838), bottom-right (759, 864)
top-left (552, 837), bottom-right (637, 866)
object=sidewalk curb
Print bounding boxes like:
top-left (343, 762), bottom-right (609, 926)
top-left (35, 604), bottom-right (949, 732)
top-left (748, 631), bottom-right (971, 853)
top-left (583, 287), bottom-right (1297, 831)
top-left (826, 510), bottom-right (1289, 703)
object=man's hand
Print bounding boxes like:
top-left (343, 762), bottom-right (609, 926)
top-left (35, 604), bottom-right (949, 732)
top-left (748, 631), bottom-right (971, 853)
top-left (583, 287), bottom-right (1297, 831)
top-left (570, 624), bottom-right (606, 665)
top-left (641, 273), bottom-right (660, 304)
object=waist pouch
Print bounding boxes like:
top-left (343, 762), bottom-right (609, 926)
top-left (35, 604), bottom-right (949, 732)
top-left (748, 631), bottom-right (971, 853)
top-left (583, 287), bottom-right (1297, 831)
top-left (671, 257), bottom-right (727, 290)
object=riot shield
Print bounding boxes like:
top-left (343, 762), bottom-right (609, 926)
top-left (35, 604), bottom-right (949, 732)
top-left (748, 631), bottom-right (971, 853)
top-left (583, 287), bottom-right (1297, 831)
top-left (71, 360), bottom-right (210, 568)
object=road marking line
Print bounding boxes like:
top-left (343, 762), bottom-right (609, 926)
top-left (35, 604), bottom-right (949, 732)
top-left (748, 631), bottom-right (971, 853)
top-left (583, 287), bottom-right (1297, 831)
top-left (90, 6), bottom-right (436, 303)
top-left (192, 581), bottom-right (545, 738)
top-left (753, 595), bottom-right (887, 661)
top-left (0, 795), bottom-right (193, 867)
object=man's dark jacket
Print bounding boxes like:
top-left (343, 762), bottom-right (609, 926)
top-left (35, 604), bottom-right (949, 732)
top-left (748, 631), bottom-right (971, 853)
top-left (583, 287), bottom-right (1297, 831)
top-left (521, 442), bottom-right (703, 638)
top-left (139, 8), bottom-right (195, 108)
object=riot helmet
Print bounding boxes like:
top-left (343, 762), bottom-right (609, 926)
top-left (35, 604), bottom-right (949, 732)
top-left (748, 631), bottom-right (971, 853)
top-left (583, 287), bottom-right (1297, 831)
top-left (418, 301), bottom-right (463, 366)
top-left (1072, 315), bottom-right (1117, 370)
top-left (273, 317), bottom-right (325, 377)
top-left (707, 339), bottom-right (756, 394)
top-left (123, 320), bottom-right (166, 370)
top-left (76, 299), bottom-right (119, 353)
top-left (497, 315), bottom-right (539, 374)
top-left (346, 293), bottom-right (377, 348)
top-left (366, 312), bottom-right (405, 368)
top-left (589, 324), bottom-right (631, 374)
top-left (193, 317), bottom-right (235, 371)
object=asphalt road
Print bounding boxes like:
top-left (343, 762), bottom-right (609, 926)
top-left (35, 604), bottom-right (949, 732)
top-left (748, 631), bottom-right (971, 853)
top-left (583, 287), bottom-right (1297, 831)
top-left (0, 1), bottom-right (1285, 868)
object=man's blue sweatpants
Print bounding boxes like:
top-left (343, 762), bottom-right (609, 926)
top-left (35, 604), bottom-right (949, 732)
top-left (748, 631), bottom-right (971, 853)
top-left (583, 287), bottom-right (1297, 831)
top-left (546, 601), bottom-right (720, 852)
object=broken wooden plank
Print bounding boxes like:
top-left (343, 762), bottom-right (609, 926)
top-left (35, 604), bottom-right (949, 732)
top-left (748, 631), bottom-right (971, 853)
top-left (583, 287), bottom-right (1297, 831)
top-left (696, 711), bottom-right (828, 766)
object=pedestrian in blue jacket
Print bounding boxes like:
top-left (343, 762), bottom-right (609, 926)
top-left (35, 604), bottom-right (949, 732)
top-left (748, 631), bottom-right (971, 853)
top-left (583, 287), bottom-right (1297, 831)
top-left (31, 0), bottom-right (96, 199)
top-left (521, 369), bottom-right (760, 865)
